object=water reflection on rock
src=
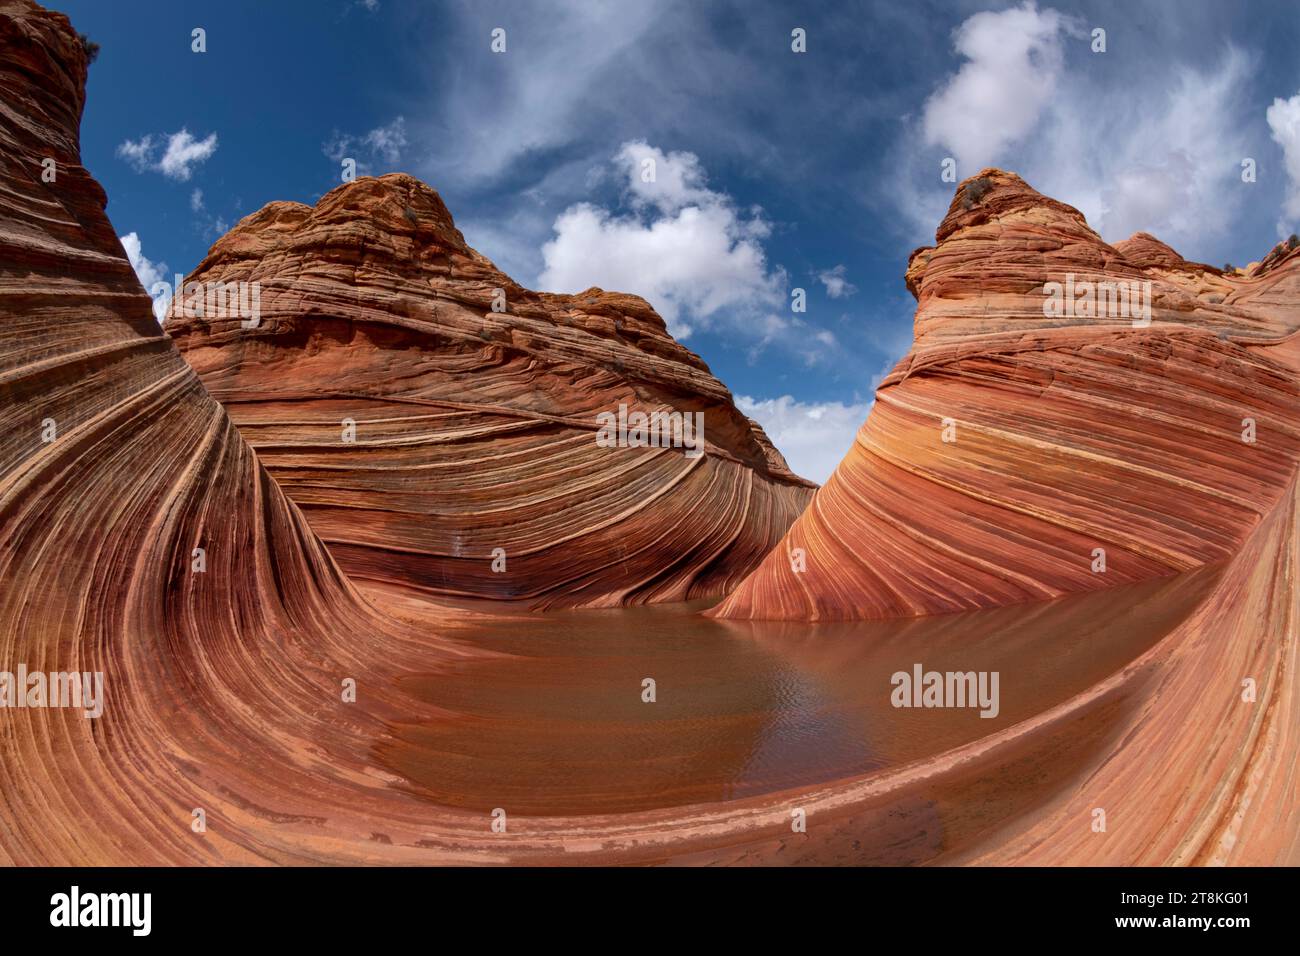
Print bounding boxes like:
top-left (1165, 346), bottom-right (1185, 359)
top-left (379, 566), bottom-right (1219, 819)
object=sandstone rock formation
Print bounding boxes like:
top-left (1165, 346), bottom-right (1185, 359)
top-left (0, 0), bottom-right (469, 864)
top-left (711, 169), bottom-right (1300, 621)
top-left (3, 0), bottom-right (1297, 868)
top-left (165, 181), bottom-right (813, 608)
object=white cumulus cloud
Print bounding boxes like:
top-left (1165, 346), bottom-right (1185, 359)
top-left (921, 3), bottom-right (1078, 173)
top-left (615, 140), bottom-right (716, 214)
top-left (539, 140), bottom-right (786, 341)
top-left (117, 129), bottom-right (218, 181)
top-left (896, 3), bottom-right (1255, 256)
top-left (119, 232), bottom-right (171, 322)
top-left (737, 394), bottom-right (872, 485)
top-left (1267, 91), bottom-right (1300, 238)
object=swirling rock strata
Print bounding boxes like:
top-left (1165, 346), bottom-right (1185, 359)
top-left (4, 2), bottom-right (1295, 867)
top-left (0, 0), bottom-right (480, 865)
top-left (166, 179), bottom-right (813, 608)
top-left (711, 169), bottom-right (1300, 621)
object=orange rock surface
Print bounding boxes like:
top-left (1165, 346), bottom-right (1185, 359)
top-left (2, 1), bottom-right (1296, 868)
top-left (711, 169), bottom-right (1300, 621)
top-left (0, 0), bottom-right (473, 864)
top-left (166, 180), bottom-right (813, 608)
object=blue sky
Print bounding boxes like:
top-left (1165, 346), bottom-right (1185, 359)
top-left (57, 0), bottom-right (1300, 481)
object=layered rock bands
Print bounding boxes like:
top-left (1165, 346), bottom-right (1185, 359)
top-left (166, 181), bottom-right (813, 608)
top-left (712, 169), bottom-right (1300, 622)
top-left (2, 0), bottom-right (1296, 866)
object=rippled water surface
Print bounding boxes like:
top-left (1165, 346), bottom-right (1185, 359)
top-left (378, 568), bottom-right (1219, 816)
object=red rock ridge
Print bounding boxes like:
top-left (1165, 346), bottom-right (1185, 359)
top-left (0, 0), bottom-right (477, 864)
top-left (167, 176), bottom-right (813, 609)
top-left (711, 169), bottom-right (1300, 621)
top-left (3, 3), bottom-right (1297, 868)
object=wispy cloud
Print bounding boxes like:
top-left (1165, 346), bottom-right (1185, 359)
top-left (186, 187), bottom-right (229, 240)
top-left (415, 1), bottom-right (668, 188)
top-left (816, 264), bottom-right (857, 299)
top-left (117, 129), bottom-right (218, 181)
top-left (322, 116), bottom-right (407, 177)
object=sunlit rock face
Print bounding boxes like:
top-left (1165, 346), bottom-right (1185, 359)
top-left (166, 176), bottom-right (814, 608)
top-left (4, 0), bottom-right (1296, 869)
top-left (711, 169), bottom-right (1300, 622)
top-left (0, 0), bottom-right (439, 864)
